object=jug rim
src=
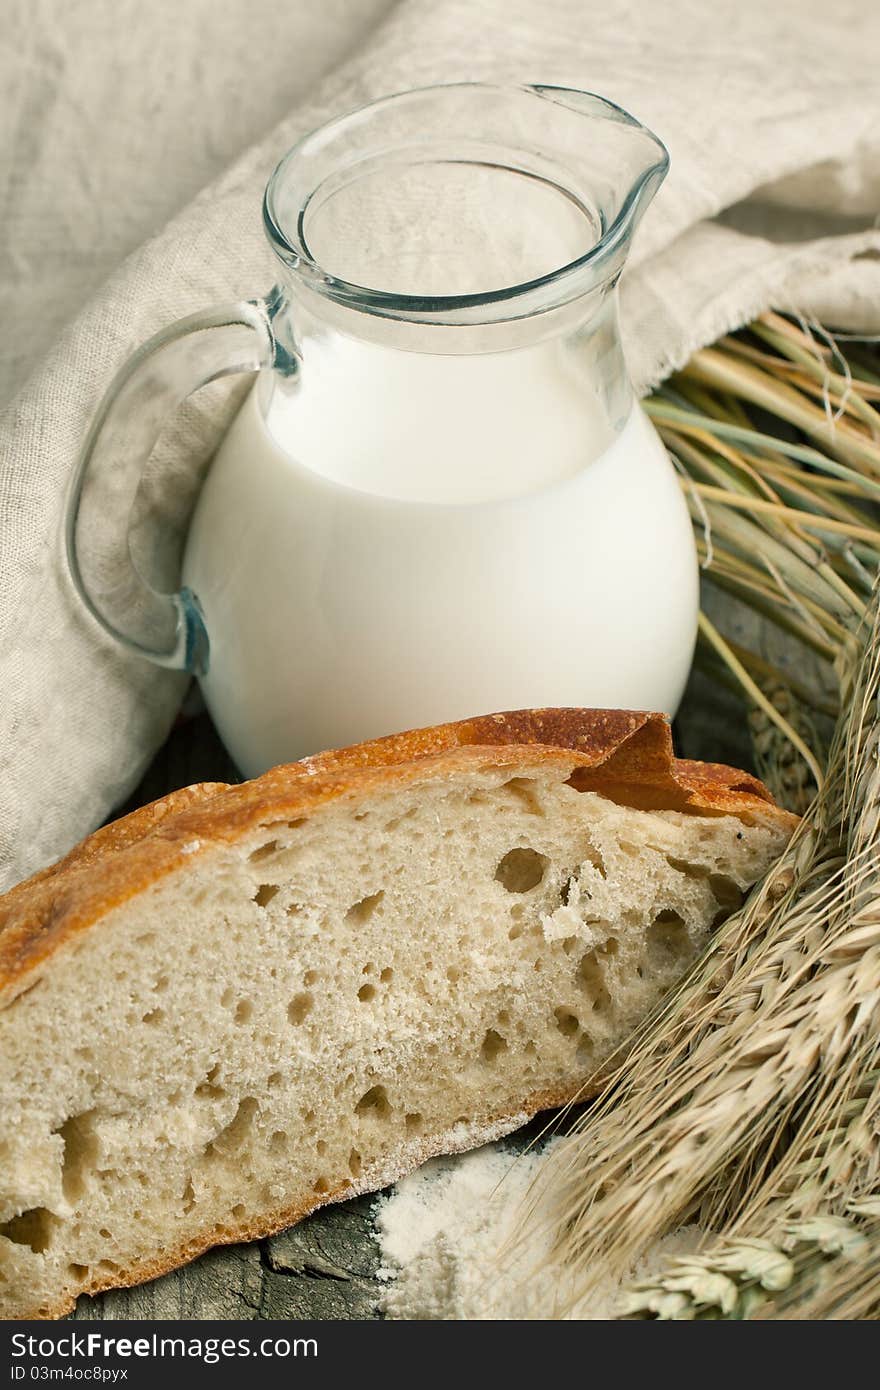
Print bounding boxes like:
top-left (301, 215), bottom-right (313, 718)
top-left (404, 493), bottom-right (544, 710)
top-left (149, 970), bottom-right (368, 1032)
top-left (262, 82), bottom-right (669, 326)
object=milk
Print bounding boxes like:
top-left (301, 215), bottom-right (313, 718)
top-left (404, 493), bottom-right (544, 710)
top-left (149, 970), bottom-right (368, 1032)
top-left (183, 338), bottom-right (699, 776)
top-left (259, 334), bottom-right (616, 504)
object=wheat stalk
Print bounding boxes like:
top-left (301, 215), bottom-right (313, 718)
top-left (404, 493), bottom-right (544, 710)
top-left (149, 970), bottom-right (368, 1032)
top-left (621, 612), bottom-right (880, 1318)
top-left (624, 1198), bottom-right (880, 1320)
top-left (517, 314), bottom-right (880, 1319)
top-left (748, 683), bottom-right (822, 815)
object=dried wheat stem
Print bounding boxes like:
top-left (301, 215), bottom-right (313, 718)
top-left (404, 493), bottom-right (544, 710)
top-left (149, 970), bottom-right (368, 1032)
top-left (521, 602), bottom-right (878, 1316)
top-left (688, 483), bottom-right (880, 546)
top-left (645, 403), bottom-right (880, 500)
top-left (602, 581), bottom-right (880, 1318)
top-left (683, 349), bottom-right (880, 476)
top-left (697, 612), bottom-right (824, 788)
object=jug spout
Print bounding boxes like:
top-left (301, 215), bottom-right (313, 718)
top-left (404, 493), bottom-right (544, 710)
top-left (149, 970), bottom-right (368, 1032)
top-left (531, 86), bottom-right (669, 279)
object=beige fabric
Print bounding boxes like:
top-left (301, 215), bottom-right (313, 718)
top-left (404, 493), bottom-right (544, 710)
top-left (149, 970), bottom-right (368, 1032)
top-left (1, 0), bottom-right (878, 891)
top-left (0, 0), bottom-right (397, 407)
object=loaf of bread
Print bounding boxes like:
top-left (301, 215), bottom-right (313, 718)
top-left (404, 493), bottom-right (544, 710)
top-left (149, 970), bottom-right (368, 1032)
top-left (0, 709), bottom-right (796, 1319)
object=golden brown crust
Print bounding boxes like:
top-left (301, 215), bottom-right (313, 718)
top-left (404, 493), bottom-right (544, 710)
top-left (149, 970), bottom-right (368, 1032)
top-left (0, 708), bottom-right (796, 1001)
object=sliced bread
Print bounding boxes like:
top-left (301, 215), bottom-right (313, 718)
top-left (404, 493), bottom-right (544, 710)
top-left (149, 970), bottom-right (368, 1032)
top-left (0, 709), bottom-right (797, 1318)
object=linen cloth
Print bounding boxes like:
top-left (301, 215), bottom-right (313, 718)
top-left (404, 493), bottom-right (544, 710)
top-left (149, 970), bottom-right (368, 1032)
top-left (1, 0), bottom-right (879, 890)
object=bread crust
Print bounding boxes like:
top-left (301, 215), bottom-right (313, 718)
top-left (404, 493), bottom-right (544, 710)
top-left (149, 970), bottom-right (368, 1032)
top-left (0, 708), bottom-right (795, 1002)
top-left (0, 708), bottom-right (797, 1319)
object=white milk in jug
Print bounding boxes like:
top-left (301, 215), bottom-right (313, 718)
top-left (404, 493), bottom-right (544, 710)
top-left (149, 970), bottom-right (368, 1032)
top-left (183, 333), bottom-right (699, 775)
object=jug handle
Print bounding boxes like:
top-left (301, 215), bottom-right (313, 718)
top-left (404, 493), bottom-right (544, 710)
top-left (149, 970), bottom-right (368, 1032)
top-left (64, 301), bottom-right (275, 674)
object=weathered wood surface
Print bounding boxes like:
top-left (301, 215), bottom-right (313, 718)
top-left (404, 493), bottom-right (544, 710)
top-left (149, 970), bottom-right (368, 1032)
top-left (72, 587), bottom-right (801, 1321)
top-left (72, 1195), bottom-right (384, 1321)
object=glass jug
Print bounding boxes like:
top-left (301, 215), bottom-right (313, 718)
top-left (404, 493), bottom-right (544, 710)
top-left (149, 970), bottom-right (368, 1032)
top-left (66, 84), bottom-right (698, 777)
